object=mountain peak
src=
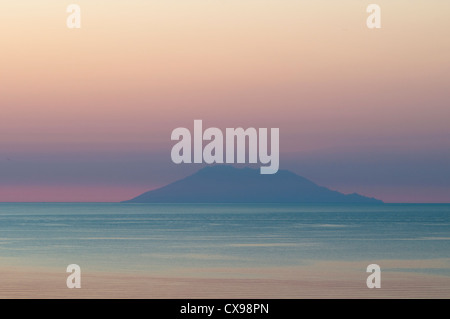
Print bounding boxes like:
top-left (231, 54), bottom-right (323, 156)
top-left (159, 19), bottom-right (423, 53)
top-left (123, 165), bottom-right (383, 204)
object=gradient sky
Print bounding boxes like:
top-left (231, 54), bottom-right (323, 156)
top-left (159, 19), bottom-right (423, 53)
top-left (0, 1), bottom-right (449, 202)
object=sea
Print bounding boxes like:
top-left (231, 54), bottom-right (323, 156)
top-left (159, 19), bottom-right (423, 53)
top-left (0, 203), bottom-right (449, 297)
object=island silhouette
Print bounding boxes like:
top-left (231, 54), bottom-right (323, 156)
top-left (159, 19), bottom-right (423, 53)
top-left (123, 165), bottom-right (382, 203)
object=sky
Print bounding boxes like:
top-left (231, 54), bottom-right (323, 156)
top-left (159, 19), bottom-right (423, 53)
top-left (0, 1), bottom-right (449, 202)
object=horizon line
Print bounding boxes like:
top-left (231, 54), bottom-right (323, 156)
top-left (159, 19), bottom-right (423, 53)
top-left (0, 201), bottom-right (449, 205)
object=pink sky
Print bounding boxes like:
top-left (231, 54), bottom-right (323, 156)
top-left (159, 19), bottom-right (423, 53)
top-left (0, 1), bottom-right (449, 202)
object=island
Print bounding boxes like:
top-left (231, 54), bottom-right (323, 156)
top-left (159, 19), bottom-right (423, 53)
top-left (123, 165), bottom-right (383, 204)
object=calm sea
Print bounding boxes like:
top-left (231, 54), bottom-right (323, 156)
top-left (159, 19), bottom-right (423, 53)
top-left (0, 203), bottom-right (449, 279)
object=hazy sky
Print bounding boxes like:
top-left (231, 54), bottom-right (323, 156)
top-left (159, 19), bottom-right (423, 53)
top-left (0, 1), bottom-right (449, 202)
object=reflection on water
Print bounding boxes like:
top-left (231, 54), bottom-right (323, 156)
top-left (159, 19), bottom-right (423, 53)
top-left (0, 203), bottom-right (449, 277)
top-left (0, 203), bottom-right (449, 297)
